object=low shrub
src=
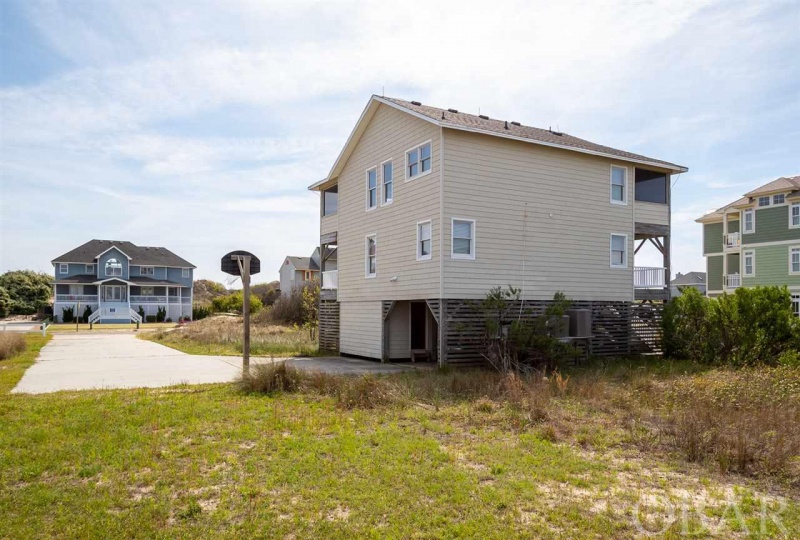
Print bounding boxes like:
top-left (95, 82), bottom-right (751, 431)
top-left (156, 306), bottom-right (166, 323)
top-left (236, 362), bottom-right (305, 394)
top-left (211, 291), bottom-right (263, 314)
top-left (192, 304), bottom-right (211, 321)
top-left (262, 289), bottom-right (304, 325)
top-left (0, 333), bottom-right (26, 360)
top-left (61, 306), bottom-right (74, 324)
top-left (145, 315), bottom-right (157, 323)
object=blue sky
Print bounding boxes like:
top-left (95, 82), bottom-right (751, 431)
top-left (1, 0), bottom-right (798, 285)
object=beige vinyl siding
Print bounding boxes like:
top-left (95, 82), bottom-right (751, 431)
top-left (335, 104), bottom-right (441, 302)
top-left (635, 201), bottom-right (669, 225)
top-left (441, 129), bottom-right (637, 301)
top-left (339, 301), bottom-right (383, 359)
top-left (321, 213), bottom-right (338, 237)
top-left (387, 301), bottom-right (410, 359)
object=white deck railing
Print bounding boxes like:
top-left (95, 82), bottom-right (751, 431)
top-left (724, 232), bottom-right (741, 249)
top-left (322, 270), bottom-right (338, 290)
top-left (55, 295), bottom-right (98, 302)
top-left (725, 273), bottom-right (741, 289)
top-left (634, 267), bottom-right (666, 288)
top-left (130, 295), bottom-right (167, 303)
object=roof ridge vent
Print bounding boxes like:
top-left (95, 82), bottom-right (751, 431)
top-left (479, 114), bottom-right (489, 120)
top-left (511, 121), bottom-right (521, 126)
top-left (447, 108), bottom-right (458, 113)
top-left (411, 100), bottom-right (422, 106)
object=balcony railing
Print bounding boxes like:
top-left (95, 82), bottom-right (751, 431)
top-left (634, 267), bottom-right (666, 288)
top-left (55, 295), bottom-right (98, 302)
top-left (130, 295), bottom-right (191, 304)
top-left (724, 273), bottom-right (741, 289)
top-left (322, 270), bottom-right (338, 290)
top-left (724, 232), bottom-right (741, 249)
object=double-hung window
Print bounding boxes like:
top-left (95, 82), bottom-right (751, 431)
top-left (59, 263), bottom-right (68, 274)
top-left (182, 268), bottom-right (190, 278)
top-left (366, 168), bottom-right (378, 210)
top-left (451, 219), bottom-right (475, 259)
top-left (791, 204), bottom-right (800, 228)
top-left (758, 196), bottom-right (770, 207)
top-left (743, 250), bottom-right (755, 276)
top-left (365, 235), bottom-right (377, 277)
top-left (406, 141), bottom-right (431, 180)
top-left (417, 221), bottom-right (432, 260)
top-left (382, 161), bottom-right (393, 204)
top-left (791, 247), bottom-right (800, 274)
top-left (773, 194), bottom-right (785, 205)
top-left (105, 258), bottom-right (122, 276)
top-left (743, 209), bottom-right (754, 233)
top-left (85, 264), bottom-right (95, 275)
top-left (792, 294), bottom-right (800, 317)
top-left (610, 166), bottom-right (627, 204)
top-left (610, 234), bottom-right (627, 268)
top-left (140, 266), bottom-right (154, 276)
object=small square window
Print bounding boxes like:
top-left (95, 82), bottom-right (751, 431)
top-left (773, 194), bottom-right (785, 204)
top-left (182, 268), bottom-right (190, 278)
top-left (140, 266), bottom-right (154, 276)
top-left (417, 221), bottom-right (432, 260)
top-left (59, 263), bottom-right (68, 274)
top-left (758, 196), bottom-right (770, 207)
top-left (406, 142), bottom-right (432, 180)
top-left (85, 264), bottom-right (95, 275)
top-left (610, 234), bottom-right (627, 268)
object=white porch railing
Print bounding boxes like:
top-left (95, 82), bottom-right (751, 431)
top-left (634, 267), bottom-right (666, 288)
top-left (55, 295), bottom-right (98, 302)
top-left (322, 270), bottom-right (338, 290)
top-left (725, 273), bottom-right (741, 289)
top-left (129, 309), bottom-right (142, 324)
top-left (130, 295), bottom-right (167, 303)
top-left (724, 232), bottom-right (741, 249)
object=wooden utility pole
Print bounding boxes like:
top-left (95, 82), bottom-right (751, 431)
top-left (234, 255), bottom-right (252, 374)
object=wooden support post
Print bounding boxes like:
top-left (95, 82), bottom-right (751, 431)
top-left (664, 234), bottom-right (671, 301)
top-left (235, 255), bottom-right (252, 374)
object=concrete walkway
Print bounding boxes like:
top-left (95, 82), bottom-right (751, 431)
top-left (12, 334), bottom-right (412, 394)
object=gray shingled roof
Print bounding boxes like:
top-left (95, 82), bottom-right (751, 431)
top-left (673, 272), bottom-right (706, 286)
top-left (380, 97), bottom-right (687, 171)
top-left (287, 256), bottom-right (319, 271)
top-left (52, 240), bottom-right (195, 268)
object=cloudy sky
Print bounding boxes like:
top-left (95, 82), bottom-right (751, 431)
top-left (1, 0), bottom-right (798, 285)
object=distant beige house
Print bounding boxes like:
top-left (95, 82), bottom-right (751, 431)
top-left (309, 96), bottom-right (687, 364)
top-left (278, 248), bottom-right (320, 296)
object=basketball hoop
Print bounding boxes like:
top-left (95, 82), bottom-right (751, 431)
top-left (221, 251), bottom-right (261, 373)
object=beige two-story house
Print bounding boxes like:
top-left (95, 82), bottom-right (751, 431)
top-left (310, 96), bottom-right (687, 364)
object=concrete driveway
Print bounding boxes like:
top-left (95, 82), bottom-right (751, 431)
top-left (12, 333), bottom-right (412, 394)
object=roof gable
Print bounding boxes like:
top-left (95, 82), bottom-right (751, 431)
top-left (52, 239), bottom-right (195, 268)
top-left (310, 95), bottom-right (687, 190)
top-left (696, 175), bottom-right (800, 222)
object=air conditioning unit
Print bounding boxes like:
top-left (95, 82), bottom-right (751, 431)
top-left (567, 309), bottom-right (592, 338)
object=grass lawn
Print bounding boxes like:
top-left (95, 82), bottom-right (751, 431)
top-left (48, 322), bottom-right (177, 333)
top-left (1, 352), bottom-right (798, 538)
top-left (0, 333), bottom-right (51, 393)
top-left (141, 316), bottom-right (319, 357)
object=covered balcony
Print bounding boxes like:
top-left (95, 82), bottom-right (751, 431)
top-left (634, 222), bottom-right (670, 301)
top-left (724, 232), bottom-right (741, 250)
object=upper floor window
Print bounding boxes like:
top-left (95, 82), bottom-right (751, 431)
top-left (791, 203), bottom-right (800, 228)
top-left (85, 264), bottom-right (95, 275)
top-left (59, 263), bottom-right (68, 274)
top-left (182, 268), bottom-right (190, 278)
top-left (452, 218), bottom-right (475, 260)
top-left (322, 185), bottom-right (338, 216)
top-left (417, 220), bottom-right (432, 261)
top-left (610, 166), bottom-right (627, 204)
top-left (743, 209), bottom-right (755, 233)
top-left (365, 235), bottom-right (377, 277)
top-left (758, 196), bottom-right (770, 207)
top-left (406, 141), bottom-right (432, 180)
top-left (743, 250), bottom-right (755, 276)
top-left (610, 234), bottom-right (627, 268)
top-left (366, 168), bottom-right (378, 210)
top-left (140, 266), bottom-right (154, 276)
top-left (791, 247), bottom-right (800, 274)
top-left (105, 258), bottom-right (122, 276)
top-left (382, 161), bottom-right (393, 204)
top-left (773, 194), bottom-right (785, 205)
top-left (793, 294), bottom-right (800, 317)
top-left (634, 168), bottom-right (667, 204)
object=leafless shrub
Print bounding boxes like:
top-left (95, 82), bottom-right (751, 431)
top-left (0, 333), bottom-right (26, 360)
top-left (236, 362), bottom-right (306, 394)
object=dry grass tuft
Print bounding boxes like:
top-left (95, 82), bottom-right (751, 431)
top-left (0, 333), bottom-right (26, 360)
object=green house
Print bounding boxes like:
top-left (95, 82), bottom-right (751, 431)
top-left (696, 175), bottom-right (800, 312)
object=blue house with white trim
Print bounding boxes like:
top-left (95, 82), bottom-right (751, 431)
top-left (52, 239), bottom-right (195, 323)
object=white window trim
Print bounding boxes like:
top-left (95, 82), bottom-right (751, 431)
top-left (85, 264), bottom-right (95, 274)
top-left (365, 234), bottom-right (377, 278)
top-left (758, 196), bottom-right (771, 207)
top-left (451, 217), bottom-right (476, 260)
top-left (105, 260), bottom-right (122, 277)
top-left (365, 167), bottom-right (378, 211)
top-left (59, 263), bottom-right (68, 274)
top-left (416, 220), bottom-right (432, 261)
top-left (772, 194), bottom-right (786, 206)
top-left (790, 203), bottom-right (800, 229)
top-left (792, 294), bottom-right (800, 317)
top-left (182, 268), bottom-right (190, 278)
top-left (610, 233), bottom-right (628, 268)
top-left (404, 140), bottom-right (433, 182)
top-left (380, 159), bottom-right (394, 206)
top-left (609, 165), bottom-right (627, 205)
top-left (742, 208), bottom-right (755, 234)
top-left (743, 249), bottom-right (755, 277)
top-left (140, 266), bottom-right (154, 276)
top-left (790, 247), bottom-right (800, 275)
